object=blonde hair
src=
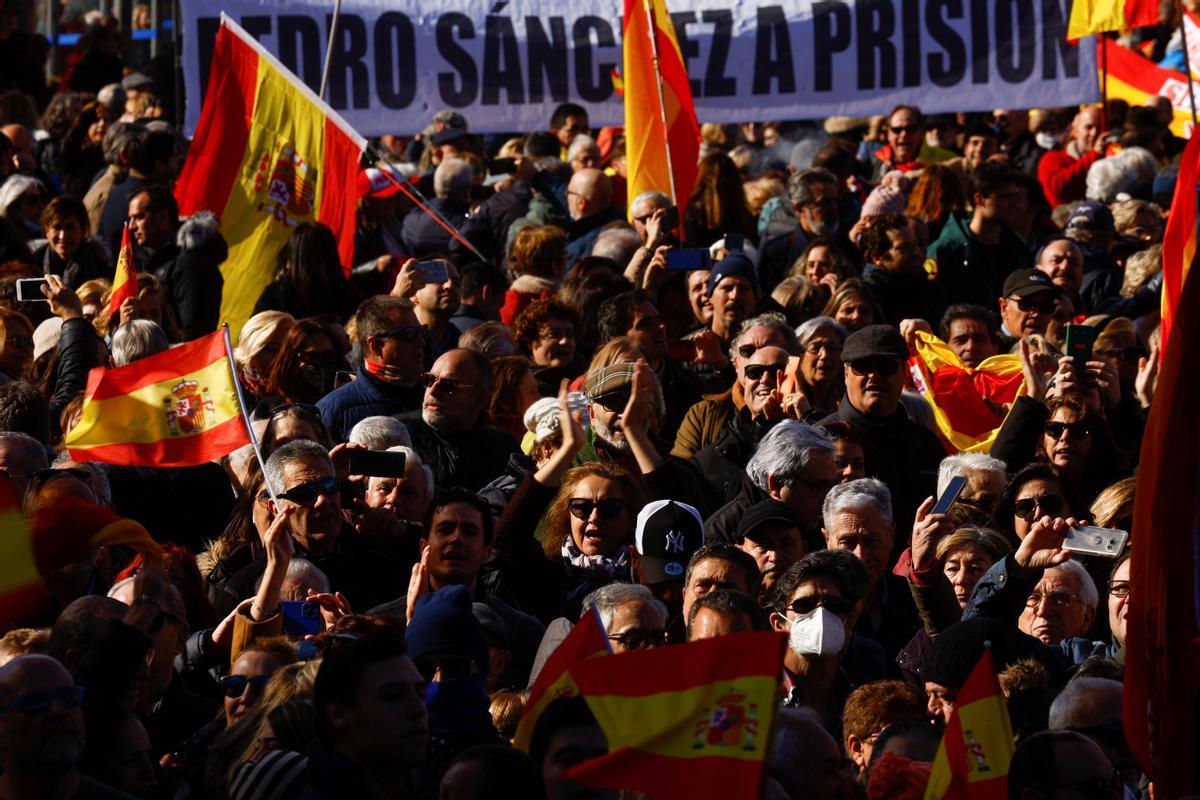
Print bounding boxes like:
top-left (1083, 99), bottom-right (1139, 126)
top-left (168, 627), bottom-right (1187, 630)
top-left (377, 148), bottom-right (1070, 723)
top-left (587, 337), bottom-right (644, 374)
top-left (0, 628), bottom-right (49, 666)
top-left (935, 526), bottom-right (1010, 564)
top-left (489, 689), bottom-right (526, 741)
top-left (744, 177), bottom-right (787, 217)
top-left (1090, 477), bottom-right (1135, 529)
top-left (235, 311), bottom-right (295, 368)
top-left (1121, 245), bottom-right (1161, 297)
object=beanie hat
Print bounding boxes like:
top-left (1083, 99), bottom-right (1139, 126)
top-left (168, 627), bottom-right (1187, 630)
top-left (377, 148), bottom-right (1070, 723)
top-left (405, 585), bottom-right (488, 668)
top-left (861, 183), bottom-right (908, 218)
top-left (706, 252), bottom-right (758, 297)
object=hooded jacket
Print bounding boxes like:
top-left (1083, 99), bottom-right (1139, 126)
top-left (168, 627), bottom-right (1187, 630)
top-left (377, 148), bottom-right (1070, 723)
top-left (927, 211), bottom-right (1030, 309)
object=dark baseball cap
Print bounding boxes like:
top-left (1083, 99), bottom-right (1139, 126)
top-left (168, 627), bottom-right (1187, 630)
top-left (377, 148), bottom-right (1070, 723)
top-left (736, 500), bottom-right (801, 543)
top-left (840, 324), bottom-right (908, 364)
top-left (1002, 269), bottom-right (1058, 299)
top-left (635, 500), bottom-right (704, 584)
top-left (1065, 201), bottom-right (1115, 235)
top-left (432, 125), bottom-right (471, 147)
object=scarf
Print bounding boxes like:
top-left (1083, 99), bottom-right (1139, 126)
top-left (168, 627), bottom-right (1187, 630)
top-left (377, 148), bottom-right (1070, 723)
top-left (561, 536), bottom-right (630, 578)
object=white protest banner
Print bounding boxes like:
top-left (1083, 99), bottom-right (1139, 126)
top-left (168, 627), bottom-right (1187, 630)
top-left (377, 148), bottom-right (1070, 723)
top-left (181, 0), bottom-right (1099, 137)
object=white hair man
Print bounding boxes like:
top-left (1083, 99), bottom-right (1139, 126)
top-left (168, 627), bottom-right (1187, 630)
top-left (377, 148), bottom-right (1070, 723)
top-left (936, 452), bottom-right (1006, 518)
top-left (347, 416), bottom-right (412, 450)
top-left (581, 582), bottom-right (668, 654)
top-left (111, 320), bottom-right (169, 366)
top-left (364, 445), bottom-right (434, 524)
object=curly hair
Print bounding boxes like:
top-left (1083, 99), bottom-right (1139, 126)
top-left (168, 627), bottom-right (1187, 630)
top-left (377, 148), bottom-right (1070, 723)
top-left (539, 461), bottom-right (646, 559)
top-left (511, 297), bottom-right (579, 352)
top-left (509, 224), bottom-right (567, 278)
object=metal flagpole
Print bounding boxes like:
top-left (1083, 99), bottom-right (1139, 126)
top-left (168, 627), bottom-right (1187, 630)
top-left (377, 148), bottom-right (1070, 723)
top-left (1178, 0), bottom-right (1199, 131)
top-left (319, 0), bottom-right (344, 100)
top-left (642, 0), bottom-right (682, 240)
top-left (222, 324), bottom-right (279, 504)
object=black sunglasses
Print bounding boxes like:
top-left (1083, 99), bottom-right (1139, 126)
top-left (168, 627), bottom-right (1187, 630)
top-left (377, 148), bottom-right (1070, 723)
top-left (380, 324), bottom-right (428, 343)
top-left (419, 373), bottom-right (477, 395)
top-left (848, 358), bottom-right (901, 377)
top-left (1045, 421), bottom-right (1090, 441)
top-left (788, 595), bottom-right (853, 617)
top-left (743, 363), bottom-right (788, 382)
top-left (270, 402), bottom-right (321, 418)
top-left (1, 685), bottom-right (85, 714)
top-left (607, 628), bottom-right (667, 650)
top-left (1013, 494), bottom-right (1065, 519)
top-left (568, 497), bottom-right (625, 521)
top-left (591, 392), bottom-right (629, 412)
top-left (1013, 296), bottom-right (1058, 314)
top-left (276, 477), bottom-right (340, 505)
top-left (220, 674), bottom-right (271, 698)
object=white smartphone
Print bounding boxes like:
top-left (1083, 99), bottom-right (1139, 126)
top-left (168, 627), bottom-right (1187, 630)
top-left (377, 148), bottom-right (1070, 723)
top-left (1062, 525), bottom-right (1129, 558)
top-left (15, 277), bottom-right (48, 302)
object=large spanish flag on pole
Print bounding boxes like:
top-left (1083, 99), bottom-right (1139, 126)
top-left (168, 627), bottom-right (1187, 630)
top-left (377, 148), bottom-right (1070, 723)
top-left (174, 15), bottom-right (365, 340)
top-left (1068, 0), bottom-right (1157, 38)
top-left (621, 0), bottom-right (699, 226)
top-left (1101, 39), bottom-right (1199, 138)
top-left (1125, 208), bottom-right (1200, 797)
top-left (65, 329), bottom-right (250, 467)
top-left (565, 631), bottom-right (783, 799)
top-left (1160, 126), bottom-right (1200, 356)
top-left (514, 606), bottom-right (610, 752)
top-left (923, 648), bottom-right (1014, 800)
top-left (906, 331), bottom-right (1025, 454)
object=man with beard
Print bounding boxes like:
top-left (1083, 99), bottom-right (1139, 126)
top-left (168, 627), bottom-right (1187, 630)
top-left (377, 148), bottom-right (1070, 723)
top-left (0, 654), bottom-right (129, 798)
top-left (399, 349), bottom-right (520, 492)
top-left (579, 361), bottom-right (711, 514)
top-left (758, 169), bottom-right (843, 289)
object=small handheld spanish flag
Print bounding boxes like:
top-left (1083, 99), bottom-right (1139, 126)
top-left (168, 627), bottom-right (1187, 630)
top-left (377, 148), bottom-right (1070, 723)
top-left (65, 328), bottom-right (250, 467)
top-left (107, 222), bottom-right (137, 320)
top-left (923, 648), bottom-right (1014, 800)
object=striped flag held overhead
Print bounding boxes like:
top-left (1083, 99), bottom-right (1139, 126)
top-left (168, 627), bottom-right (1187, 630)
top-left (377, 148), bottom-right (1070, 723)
top-left (107, 222), bottom-right (137, 319)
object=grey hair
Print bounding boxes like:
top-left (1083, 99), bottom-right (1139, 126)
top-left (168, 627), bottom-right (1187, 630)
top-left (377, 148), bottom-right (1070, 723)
top-left (347, 416), bottom-right (412, 450)
top-left (1112, 146), bottom-right (1157, 183)
top-left (731, 312), bottom-right (799, 355)
top-left (0, 175), bottom-right (43, 216)
top-left (264, 439), bottom-right (333, 498)
top-left (787, 168), bottom-right (838, 207)
top-left (746, 420), bottom-right (834, 493)
top-left (1051, 560), bottom-right (1099, 612)
top-left (936, 453), bottom-right (1006, 498)
top-left (794, 315), bottom-right (846, 347)
top-left (102, 121), bottom-right (145, 167)
top-left (111, 321), bottom-right (169, 367)
top-left (285, 558), bottom-right (331, 594)
top-left (581, 582), bottom-right (667, 631)
top-left (176, 211), bottom-right (221, 250)
top-left (590, 227), bottom-right (641, 270)
top-left (1048, 677), bottom-right (1122, 731)
top-left (434, 158), bottom-right (473, 199)
top-left (50, 453), bottom-right (112, 506)
top-left (0, 432), bottom-right (48, 471)
top-left (822, 477), bottom-right (893, 529)
top-left (1085, 158), bottom-right (1138, 204)
top-left (366, 445), bottom-right (435, 496)
top-left (567, 134), bottom-right (599, 162)
top-left (630, 190), bottom-right (669, 216)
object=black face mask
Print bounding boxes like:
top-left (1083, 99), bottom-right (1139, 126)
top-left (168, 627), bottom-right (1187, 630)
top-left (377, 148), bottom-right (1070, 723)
top-left (296, 363), bottom-right (332, 396)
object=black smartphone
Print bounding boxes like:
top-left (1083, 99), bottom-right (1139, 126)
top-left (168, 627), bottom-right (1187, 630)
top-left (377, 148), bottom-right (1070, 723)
top-left (1064, 324), bottom-right (1096, 375)
top-left (724, 233), bottom-right (745, 253)
top-left (660, 205), bottom-right (680, 231)
top-left (665, 248), bottom-right (712, 271)
top-left (347, 449), bottom-right (407, 478)
top-left (932, 475), bottom-right (968, 516)
top-left (15, 278), bottom-right (48, 303)
top-left (280, 600), bottom-right (323, 637)
top-left (417, 261), bottom-right (449, 283)
top-left (489, 157), bottom-right (516, 175)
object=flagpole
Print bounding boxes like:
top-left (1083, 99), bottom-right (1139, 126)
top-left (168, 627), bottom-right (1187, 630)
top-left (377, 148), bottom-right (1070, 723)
top-left (1100, 35), bottom-right (1109, 132)
top-left (367, 150), bottom-right (489, 262)
top-left (1178, 0), bottom-right (1199, 131)
top-left (222, 324), bottom-right (279, 504)
top-left (318, 0), bottom-right (343, 100)
top-left (643, 0), bottom-right (682, 240)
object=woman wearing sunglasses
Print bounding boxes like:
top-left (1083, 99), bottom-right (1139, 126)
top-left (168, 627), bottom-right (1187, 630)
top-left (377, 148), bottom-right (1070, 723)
top-left (993, 463), bottom-right (1086, 546)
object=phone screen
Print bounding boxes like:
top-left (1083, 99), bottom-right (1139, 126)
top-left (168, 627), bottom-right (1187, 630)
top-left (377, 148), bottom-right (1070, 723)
top-left (665, 249), bottom-right (711, 271)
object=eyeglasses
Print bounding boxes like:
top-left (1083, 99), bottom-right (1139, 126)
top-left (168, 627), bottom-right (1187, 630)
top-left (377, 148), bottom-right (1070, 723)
top-left (269, 402), bottom-right (320, 418)
top-left (607, 628), bottom-right (666, 650)
top-left (1013, 494), bottom-right (1065, 519)
top-left (803, 340), bottom-right (842, 356)
top-left (888, 125), bottom-right (921, 135)
top-left (379, 325), bottom-right (428, 343)
top-left (1, 685), bottom-right (85, 715)
top-left (1094, 346), bottom-right (1145, 363)
top-left (567, 497), bottom-right (625, 520)
top-left (1107, 580), bottom-right (1130, 598)
top-left (276, 477), bottom-right (340, 505)
top-left (1045, 421), bottom-right (1090, 441)
top-left (1025, 590), bottom-right (1081, 609)
top-left (1012, 296), bottom-right (1058, 314)
top-left (793, 474), bottom-right (838, 496)
top-left (220, 674), bottom-right (272, 698)
top-left (743, 362), bottom-right (788, 382)
top-left (539, 327), bottom-right (575, 342)
top-left (848, 358), bottom-right (902, 377)
top-left (787, 595), bottom-right (853, 617)
top-left (419, 372), bottom-right (477, 395)
top-left (5, 335), bottom-right (32, 348)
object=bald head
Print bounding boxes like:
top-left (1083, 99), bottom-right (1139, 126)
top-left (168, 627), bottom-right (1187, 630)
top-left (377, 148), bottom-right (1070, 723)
top-left (1072, 107), bottom-right (1102, 152)
top-left (1048, 677), bottom-right (1122, 731)
top-left (0, 654), bottom-right (85, 773)
top-left (567, 168), bottom-right (613, 220)
top-left (0, 653), bottom-right (73, 699)
top-left (434, 157), bottom-right (474, 201)
top-left (0, 124), bottom-right (31, 155)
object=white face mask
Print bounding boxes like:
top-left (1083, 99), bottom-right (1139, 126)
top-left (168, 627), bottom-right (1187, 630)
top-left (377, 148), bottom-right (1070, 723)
top-left (787, 606), bottom-right (847, 658)
top-left (1036, 132), bottom-right (1062, 150)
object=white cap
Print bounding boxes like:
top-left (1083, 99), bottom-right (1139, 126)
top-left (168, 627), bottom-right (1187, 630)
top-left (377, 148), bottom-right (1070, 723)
top-left (33, 317), bottom-right (63, 361)
top-left (523, 396), bottom-right (561, 442)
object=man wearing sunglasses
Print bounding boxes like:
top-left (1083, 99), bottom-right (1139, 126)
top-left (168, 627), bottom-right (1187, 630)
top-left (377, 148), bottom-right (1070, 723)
top-left (317, 295), bottom-right (426, 443)
top-left (769, 551), bottom-right (887, 730)
top-left (819, 325), bottom-right (942, 545)
top-left (998, 269), bottom-right (1060, 346)
top-left (869, 105), bottom-right (956, 181)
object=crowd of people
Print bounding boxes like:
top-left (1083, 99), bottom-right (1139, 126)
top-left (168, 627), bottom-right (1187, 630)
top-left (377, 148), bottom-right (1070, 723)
top-left (0, 5), bottom-right (1181, 799)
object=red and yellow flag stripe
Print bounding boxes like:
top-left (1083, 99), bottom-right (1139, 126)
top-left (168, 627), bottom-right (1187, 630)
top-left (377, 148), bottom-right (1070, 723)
top-left (65, 329), bottom-right (248, 467)
top-left (174, 15), bottom-right (365, 341)
top-left (1101, 39), bottom-right (1197, 139)
top-left (108, 223), bottom-right (137, 319)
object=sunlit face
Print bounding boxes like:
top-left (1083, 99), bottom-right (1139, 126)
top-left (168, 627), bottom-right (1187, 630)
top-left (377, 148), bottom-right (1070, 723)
top-left (1108, 558), bottom-right (1130, 648)
top-left (224, 650), bottom-right (283, 727)
top-left (824, 506), bottom-right (894, 589)
top-left (799, 330), bottom-right (843, 389)
top-left (1012, 477), bottom-right (1067, 541)
top-left (530, 316), bottom-right (576, 368)
top-left (803, 245), bottom-right (835, 284)
top-left (832, 439), bottom-right (865, 483)
top-left (833, 295), bottom-right (875, 333)
top-left (942, 544), bottom-right (995, 608)
top-left (945, 317), bottom-right (996, 369)
top-left (887, 108), bottom-right (924, 163)
top-left (1017, 566), bottom-right (1094, 645)
top-left (47, 217), bottom-right (84, 261)
top-left (681, 557), bottom-right (751, 622)
top-left (567, 476), bottom-right (631, 558)
top-left (999, 291), bottom-right (1057, 338)
top-left (1041, 407), bottom-right (1094, 475)
top-left (1037, 240), bottom-right (1084, 295)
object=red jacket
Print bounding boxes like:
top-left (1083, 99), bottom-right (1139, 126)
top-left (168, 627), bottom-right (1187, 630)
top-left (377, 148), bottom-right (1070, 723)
top-left (1037, 148), bottom-right (1099, 208)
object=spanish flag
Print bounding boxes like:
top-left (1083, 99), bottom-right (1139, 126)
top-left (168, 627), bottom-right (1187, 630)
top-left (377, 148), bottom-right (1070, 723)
top-left (924, 649), bottom-right (1014, 800)
top-left (65, 329), bottom-right (249, 467)
top-left (621, 0), bottom-right (699, 226)
top-left (1101, 38), bottom-right (1197, 139)
top-left (906, 331), bottom-right (1025, 454)
top-left (1160, 120), bottom-right (1200, 360)
top-left (1068, 0), bottom-right (1157, 38)
top-left (565, 631), bottom-right (783, 799)
top-left (1125, 202), bottom-right (1200, 796)
top-left (108, 223), bottom-right (136, 319)
top-left (513, 606), bottom-right (610, 752)
top-left (174, 15), bottom-right (365, 340)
